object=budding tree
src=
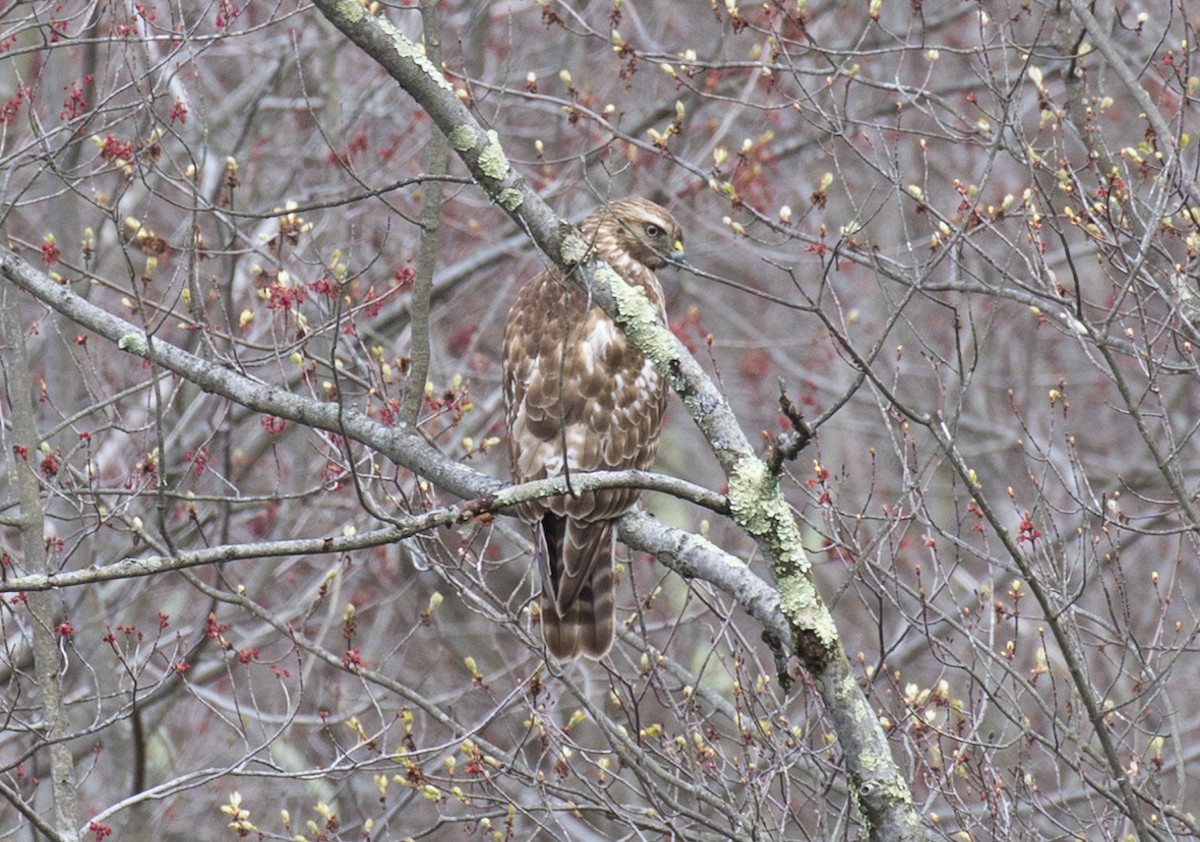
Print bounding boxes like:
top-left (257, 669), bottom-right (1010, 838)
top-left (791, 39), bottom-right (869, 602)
top-left (1, 1), bottom-right (1196, 840)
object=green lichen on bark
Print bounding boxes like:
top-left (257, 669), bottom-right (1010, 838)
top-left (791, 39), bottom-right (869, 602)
top-left (849, 698), bottom-right (921, 835)
top-left (478, 129), bottom-right (510, 180)
top-left (728, 457), bottom-right (838, 650)
top-left (559, 233), bottom-right (591, 265)
top-left (334, 0), bottom-right (363, 22)
top-left (447, 125), bottom-right (477, 152)
top-left (496, 188), bottom-right (523, 211)
top-left (606, 264), bottom-right (677, 364)
top-left (117, 332), bottom-right (148, 356)
top-left (375, 15), bottom-right (452, 91)
top-left (726, 458), bottom-right (776, 537)
top-left (838, 674), bottom-right (902, 780)
top-left (777, 575), bottom-right (836, 646)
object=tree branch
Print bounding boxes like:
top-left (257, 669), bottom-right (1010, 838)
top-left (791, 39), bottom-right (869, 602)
top-left (304, 3), bottom-right (923, 837)
top-left (1, 285), bottom-right (81, 841)
top-left (0, 469), bottom-right (726, 592)
top-left (1064, 0), bottom-right (1200, 207)
top-left (398, 0), bottom-right (451, 427)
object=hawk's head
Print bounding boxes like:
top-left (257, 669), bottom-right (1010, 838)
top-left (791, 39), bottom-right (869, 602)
top-left (585, 197), bottom-right (685, 270)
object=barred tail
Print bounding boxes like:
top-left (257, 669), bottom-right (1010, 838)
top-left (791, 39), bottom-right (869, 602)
top-left (539, 516), bottom-right (615, 659)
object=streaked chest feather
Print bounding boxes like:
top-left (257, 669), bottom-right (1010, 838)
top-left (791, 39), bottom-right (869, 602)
top-left (613, 359), bottom-right (661, 405)
top-left (580, 313), bottom-right (661, 402)
top-left (577, 316), bottom-right (621, 375)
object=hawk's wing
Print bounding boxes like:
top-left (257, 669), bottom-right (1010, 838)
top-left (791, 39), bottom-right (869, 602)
top-left (503, 267), bottom-right (667, 658)
top-left (503, 269), bottom-right (667, 522)
top-left (502, 198), bottom-right (677, 659)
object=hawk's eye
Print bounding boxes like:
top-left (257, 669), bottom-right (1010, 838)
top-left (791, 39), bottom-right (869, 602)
top-left (643, 223), bottom-right (662, 238)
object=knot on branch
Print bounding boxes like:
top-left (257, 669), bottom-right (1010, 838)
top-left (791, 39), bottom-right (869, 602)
top-left (795, 628), bottom-right (831, 673)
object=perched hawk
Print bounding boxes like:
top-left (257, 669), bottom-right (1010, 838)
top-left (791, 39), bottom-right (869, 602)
top-left (503, 197), bottom-right (685, 659)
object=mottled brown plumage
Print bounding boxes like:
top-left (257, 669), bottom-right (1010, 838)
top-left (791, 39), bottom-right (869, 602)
top-left (503, 198), bottom-right (684, 659)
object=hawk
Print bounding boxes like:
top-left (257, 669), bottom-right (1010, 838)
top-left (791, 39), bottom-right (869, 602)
top-left (503, 197), bottom-right (685, 659)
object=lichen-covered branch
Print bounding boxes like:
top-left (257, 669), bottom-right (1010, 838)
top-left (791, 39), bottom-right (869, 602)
top-left (313, 0), bottom-right (823, 658)
top-left (306, 3), bottom-right (923, 837)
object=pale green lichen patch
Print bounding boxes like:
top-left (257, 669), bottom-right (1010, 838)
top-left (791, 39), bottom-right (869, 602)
top-left (728, 456), bottom-right (837, 649)
top-left (728, 457), bottom-right (806, 553)
top-left (376, 15), bottom-right (453, 91)
top-left (447, 125), bottom-right (478, 152)
top-left (607, 264), bottom-right (676, 363)
top-left (495, 188), bottom-right (523, 211)
top-left (852, 750), bottom-right (918, 826)
top-left (334, 0), bottom-right (364, 23)
top-left (478, 129), bottom-right (510, 180)
top-left (727, 457), bottom-right (773, 536)
top-left (559, 233), bottom-right (591, 265)
top-left (679, 391), bottom-right (718, 421)
top-left (117, 332), bottom-right (148, 356)
top-left (778, 571), bottom-right (838, 648)
top-left (836, 671), bottom-right (863, 705)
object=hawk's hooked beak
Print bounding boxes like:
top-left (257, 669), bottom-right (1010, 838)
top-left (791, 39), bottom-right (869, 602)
top-left (668, 239), bottom-right (685, 265)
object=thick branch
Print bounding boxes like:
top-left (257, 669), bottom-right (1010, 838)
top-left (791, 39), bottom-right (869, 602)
top-left (305, 3), bottom-right (923, 837)
top-left (308, 0), bottom-right (818, 658)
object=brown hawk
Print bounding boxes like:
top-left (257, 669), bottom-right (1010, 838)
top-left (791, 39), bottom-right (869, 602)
top-left (503, 197), bottom-right (685, 659)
